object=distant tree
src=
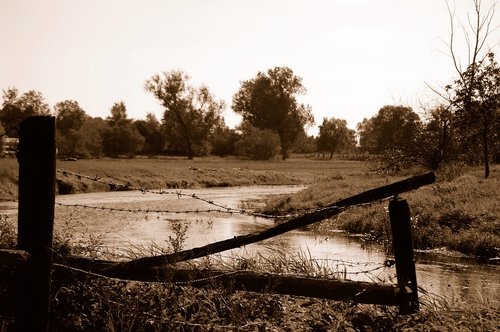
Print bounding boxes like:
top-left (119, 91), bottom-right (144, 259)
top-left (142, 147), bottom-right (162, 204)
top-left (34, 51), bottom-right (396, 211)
top-left (234, 122), bottom-right (281, 160)
top-left (54, 100), bottom-right (86, 157)
top-left (0, 88), bottom-right (50, 137)
top-left (358, 105), bottom-right (421, 155)
top-left (107, 101), bottom-right (129, 126)
top-left (102, 102), bottom-right (144, 157)
top-left (414, 105), bottom-right (457, 170)
top-left (232, 66), bottom-right (314, 160)
top-left (209, 122), bottom-right (239, 157)
top-left (317, 117), bottom-right (356, 159)
top-left (55, 100), bottom-right (86, 134)
top-left (77, 117), bottom-right (106, 158)
top-left (134, 113), bottom-right (165, 155)
top-left (145, 71), bottom-right (225, 159)
top-left (292, 130), bottom-right (316, 155)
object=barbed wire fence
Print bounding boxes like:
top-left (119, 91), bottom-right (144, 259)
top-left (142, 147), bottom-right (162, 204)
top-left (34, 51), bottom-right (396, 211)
top-left (3, 167), bottom-right (396, 281)
top-left (3, 164), bottom-right (431, 329)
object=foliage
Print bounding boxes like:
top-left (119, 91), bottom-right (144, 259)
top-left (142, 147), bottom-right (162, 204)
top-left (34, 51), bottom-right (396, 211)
top-left (358, 105), bottom-right (421, 155)
top-left (317, 117), bottom-right (356, 159)
top-left (413, 106), bottom-right (457, 170)
top-left (134, 113), bottom-right (164, 155)
top-left (234, 122), bottom-right (281, 160)
top-left (209, 124), bottom-right (238, 157)
top-left (145, 70), bottom-right (225, 159)
top-left (262, 165), bottom-right (500, 258)
top-left (232, 66), bottom-right (314, 160)
top-left (447, 52), bottom-right (500, 178)
top-left (55, 100), bottom-right (94, 158)
top-left (0, 88), bottom-right (50, 137)
top-left (102, 102), bottom-right (144, 157)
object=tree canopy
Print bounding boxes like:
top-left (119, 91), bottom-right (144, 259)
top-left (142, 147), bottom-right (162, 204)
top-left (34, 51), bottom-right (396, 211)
top-left (232, 66), bottom-right (314, 159)
top-left (317, 117), bottom-right (356, 159)
top-left (0, 88), bottom-right (50, 137)
top-left (145, 70), bottom-right (225, 159)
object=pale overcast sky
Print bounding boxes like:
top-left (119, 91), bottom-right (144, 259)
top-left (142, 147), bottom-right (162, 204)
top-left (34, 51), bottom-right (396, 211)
top-left (1, 0), bottom-right (499, 134)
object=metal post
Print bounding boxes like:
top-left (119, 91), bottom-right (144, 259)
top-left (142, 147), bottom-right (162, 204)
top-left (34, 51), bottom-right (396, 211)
top-left (16, 116), bottom-right (56, 331)
top-left (389, 198), bottom-right (419, 313)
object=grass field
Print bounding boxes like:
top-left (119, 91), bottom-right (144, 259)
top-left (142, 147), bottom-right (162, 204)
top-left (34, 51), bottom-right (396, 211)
top-left (0, 156), bottom-right (369, 198)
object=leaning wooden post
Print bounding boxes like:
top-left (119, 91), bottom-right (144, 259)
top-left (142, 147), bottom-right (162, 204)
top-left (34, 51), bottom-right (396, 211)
top-left (389, 197), bottom-right (419, 314)
top-left (16, 116), bottom-right (56, 331)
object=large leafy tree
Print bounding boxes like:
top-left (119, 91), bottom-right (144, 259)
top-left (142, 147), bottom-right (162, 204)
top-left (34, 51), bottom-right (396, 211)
top-left (317, 117), bottom-right (356, 159)
top-left (55, 100), bottom-right (87, 158)
top-left (145, 70), bottom-right (225, 159)
top-left (358, 105), bottom-right (421, 155)
top-left (232, 66), bottom-right (314, 160)
top-left (102, 102), bottom-right (144, 157)
top-left (55, 100), bottom-right (86, 134)
top-left (0, 88), bottom-right (50, 137)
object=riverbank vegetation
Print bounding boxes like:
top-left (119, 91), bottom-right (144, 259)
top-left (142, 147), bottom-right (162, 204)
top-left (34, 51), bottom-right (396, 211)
top-left (262, 163), bottom-right (500, 259)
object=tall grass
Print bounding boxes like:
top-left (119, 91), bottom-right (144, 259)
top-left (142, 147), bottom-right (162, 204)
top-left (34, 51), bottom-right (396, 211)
top-left (262, 165), bottom-right (500, 258)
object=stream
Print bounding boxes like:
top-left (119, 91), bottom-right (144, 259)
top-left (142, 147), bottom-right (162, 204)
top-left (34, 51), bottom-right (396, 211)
top-left (2, 185), bottom-right (499, 306)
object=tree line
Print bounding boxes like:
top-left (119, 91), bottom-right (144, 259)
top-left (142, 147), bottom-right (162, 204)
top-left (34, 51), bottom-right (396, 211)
top-left (0, 67), bottom-right (356, 161)
top-left (0, 53), bottom-right (499, 176)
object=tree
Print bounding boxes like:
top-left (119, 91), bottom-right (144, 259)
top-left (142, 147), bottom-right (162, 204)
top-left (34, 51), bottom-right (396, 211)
top-left (448, 52), bottom-right (500, 177)
top-left (209, 122), bottom-right (239, 157)
top-left (55, 100), bottom-right (88, 158)
top-left (415, 105), bottom-right (457, 170)
top-left (0, 88), bottom-right (50, 137)
top-left (55, 100), bottom-right (86, 134)
top-left (134, 113), bottom-right (165, 155)
top-left (358, 105), bottom-right (421, 155)
top-left (232, 66), bottom-right (314, 159)
top-left (107, 101), bottom-right (129, 126)
top-left (145, 70), bottom-right (226, 159)
top-left (317, 117), bottom-right (356, 159)
top-left (441, 0), bottom-right (498, 178)
top-left (234, 122), bottom-right (281, 160)
top-left (102, 102), bottom-right (144, 157)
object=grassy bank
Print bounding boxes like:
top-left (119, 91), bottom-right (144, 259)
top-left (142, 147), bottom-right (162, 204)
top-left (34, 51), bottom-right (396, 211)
top-left (262, 165), bottom-right (500, 258)
top-left (0, 156), bottom-right (367, 199)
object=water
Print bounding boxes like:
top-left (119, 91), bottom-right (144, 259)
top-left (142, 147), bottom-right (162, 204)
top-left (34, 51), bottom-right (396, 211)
top-left (2, 186), bottom-right (499, 305)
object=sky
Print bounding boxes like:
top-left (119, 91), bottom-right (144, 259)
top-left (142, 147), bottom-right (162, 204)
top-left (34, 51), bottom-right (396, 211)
top-left (1, 0), bottom-right (499, 135)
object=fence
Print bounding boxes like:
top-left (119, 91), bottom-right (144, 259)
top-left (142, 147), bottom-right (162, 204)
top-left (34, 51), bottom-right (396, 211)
top-left (0, 116), bottom-right (436, 331)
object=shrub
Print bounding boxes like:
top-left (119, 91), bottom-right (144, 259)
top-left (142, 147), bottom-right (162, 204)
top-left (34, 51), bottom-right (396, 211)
top-left (235, 127), bottom-right (281, 160)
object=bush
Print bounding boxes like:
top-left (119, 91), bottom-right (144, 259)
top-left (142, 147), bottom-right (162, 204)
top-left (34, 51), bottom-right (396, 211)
top-left (235, 127), bottom-right (281, 160)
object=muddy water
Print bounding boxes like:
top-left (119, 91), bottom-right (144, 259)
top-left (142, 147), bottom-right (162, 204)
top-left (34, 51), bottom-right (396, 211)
top-left (2, 186), bottom-right (499, 305)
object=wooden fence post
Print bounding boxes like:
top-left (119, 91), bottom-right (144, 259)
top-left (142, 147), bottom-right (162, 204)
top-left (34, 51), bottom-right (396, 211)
top-left (16, 116), bottom-right (56, 331)
top-left (389, 197), bottom-right (419, 313)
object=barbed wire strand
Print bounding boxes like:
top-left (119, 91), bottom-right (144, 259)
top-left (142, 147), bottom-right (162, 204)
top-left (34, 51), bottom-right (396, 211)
top-left (56, 168), bottom-right (391, 219)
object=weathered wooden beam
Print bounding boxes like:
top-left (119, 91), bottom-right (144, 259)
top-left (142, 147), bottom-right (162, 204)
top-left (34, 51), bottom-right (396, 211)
top-left (102, 172), bottom-right (435, 277)
top-left (53, 261), bottom-right (399, 306)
